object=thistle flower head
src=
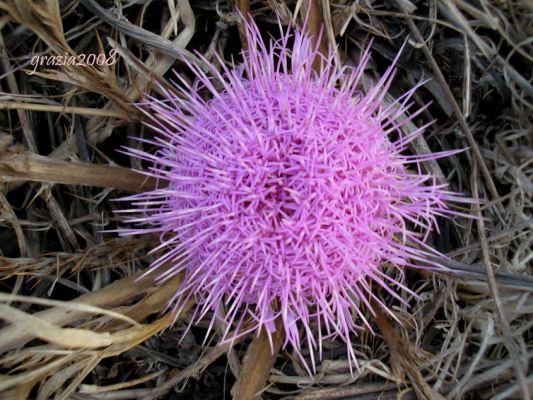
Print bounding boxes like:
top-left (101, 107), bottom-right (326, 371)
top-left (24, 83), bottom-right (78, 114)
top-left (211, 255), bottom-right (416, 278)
top-left (118, 18), bottom-right (465, 370)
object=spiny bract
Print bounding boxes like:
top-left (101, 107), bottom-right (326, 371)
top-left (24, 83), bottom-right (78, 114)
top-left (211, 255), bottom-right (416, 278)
top-left (118, 18), bottom-right (465, 371)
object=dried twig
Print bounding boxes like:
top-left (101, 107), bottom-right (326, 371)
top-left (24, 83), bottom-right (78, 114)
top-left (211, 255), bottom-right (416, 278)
top-left (294, 382), bottom-right (407, 400)
top-left (372, 303), bottom-right (446, 400)
top-left (394, 0), bottom-right (504, 214)
top-left (236, 0), bottom-right (250, 50)
top-left (300, 0), bottom-right (328, 70)
top-left (0, 147), bottom-right (158, 192)
top-left (78, 0), bottom-right (197, 64)
top-left (470, 158), bottom-right (530, 399)
top-left (0, 101), bottom-right (128, 118)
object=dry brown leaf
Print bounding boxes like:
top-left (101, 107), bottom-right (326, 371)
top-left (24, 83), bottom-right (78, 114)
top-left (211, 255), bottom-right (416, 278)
top-left (0, 293), bottom-right (140, 326)
top-left (0, 268), bottom-right (159, 353)
top-left (0, 0), bottom-right (71, 53)
top-left (0, 303), bottom-right (113, 348)
top-left (231, 318), bottom-right (284, 400)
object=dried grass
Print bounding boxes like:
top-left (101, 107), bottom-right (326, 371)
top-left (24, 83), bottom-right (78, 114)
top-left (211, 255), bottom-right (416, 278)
top-left (0, 0), bottom-right (531, 399)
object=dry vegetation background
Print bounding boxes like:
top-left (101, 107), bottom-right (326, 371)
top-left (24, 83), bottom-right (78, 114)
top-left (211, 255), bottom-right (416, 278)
top-left (0, 0), bottom-right (531, 399)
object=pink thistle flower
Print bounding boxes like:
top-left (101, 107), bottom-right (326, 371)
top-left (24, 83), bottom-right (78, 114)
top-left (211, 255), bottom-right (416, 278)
top-left (117, 18), bottom-right (468, 371)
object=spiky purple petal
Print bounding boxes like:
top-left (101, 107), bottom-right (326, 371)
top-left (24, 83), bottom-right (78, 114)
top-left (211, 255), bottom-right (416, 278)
top-left (117, 18), bottom-right (468, 372)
